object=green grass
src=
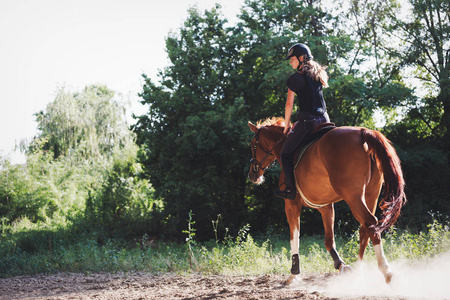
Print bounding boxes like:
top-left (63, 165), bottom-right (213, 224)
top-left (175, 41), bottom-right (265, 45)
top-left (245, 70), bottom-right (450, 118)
top-left (0, 221), bottom-right (449, 278)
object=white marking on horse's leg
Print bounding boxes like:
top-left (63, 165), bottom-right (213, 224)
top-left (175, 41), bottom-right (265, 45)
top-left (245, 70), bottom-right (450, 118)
top-left (374, 244), bottom-right (390, 278)
top-left (290, 228), bottom-right (299, 256)
top-left (286, 227), bottom-right (301, 286)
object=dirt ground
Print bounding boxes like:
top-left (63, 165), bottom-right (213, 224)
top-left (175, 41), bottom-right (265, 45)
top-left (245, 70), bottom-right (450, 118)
top-left (0, 272), bottom-right (403, 300)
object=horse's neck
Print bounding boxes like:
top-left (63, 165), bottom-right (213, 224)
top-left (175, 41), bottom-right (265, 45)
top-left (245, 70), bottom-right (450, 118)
top-left (267, 126), bottom-right (285, 161)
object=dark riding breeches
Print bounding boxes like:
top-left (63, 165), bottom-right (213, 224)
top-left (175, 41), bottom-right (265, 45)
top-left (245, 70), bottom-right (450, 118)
top-left (280, 112), bottom-right (330, 188)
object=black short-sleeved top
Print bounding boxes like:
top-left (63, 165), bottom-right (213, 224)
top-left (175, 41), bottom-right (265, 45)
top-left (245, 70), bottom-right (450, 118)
top-left (286, 71), bottom-right (326, 115)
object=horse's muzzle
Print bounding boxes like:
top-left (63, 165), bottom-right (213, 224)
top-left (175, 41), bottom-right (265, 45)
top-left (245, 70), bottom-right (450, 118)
top-left (248, 169), bottom-right (264, 185)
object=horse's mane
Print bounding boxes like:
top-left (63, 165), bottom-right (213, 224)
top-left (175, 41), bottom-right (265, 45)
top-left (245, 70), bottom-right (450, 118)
top-left (256, 117), bottom-right (288, 128)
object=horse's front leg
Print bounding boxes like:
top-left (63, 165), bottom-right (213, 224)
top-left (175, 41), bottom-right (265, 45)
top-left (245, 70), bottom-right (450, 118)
top-left (284, 194), bottom-right (302, 286)
top-left (318, 204), bottom-right (351, 273)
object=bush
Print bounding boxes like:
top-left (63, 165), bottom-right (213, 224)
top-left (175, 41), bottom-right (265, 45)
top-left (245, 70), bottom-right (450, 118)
top-left (83, 142), bottom-right (163, 239)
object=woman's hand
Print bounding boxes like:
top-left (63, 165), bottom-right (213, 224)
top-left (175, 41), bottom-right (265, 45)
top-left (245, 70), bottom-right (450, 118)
top-left (283, 123), bottom-right (292, 135)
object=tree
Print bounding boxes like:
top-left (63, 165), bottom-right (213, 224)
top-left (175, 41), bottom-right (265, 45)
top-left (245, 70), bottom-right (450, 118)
top-left (322, 0), bottom-right (417, 127)
top-left (390, 0), bottom-right (450, 227)
top-left (398, 0), bottom-right (449, 141)
top-left (34, 85), bottom-right (132, 160)
top-left (134, 6), bottom-right (251, 239)
top-left (348, 0), bottom-right (450, 226)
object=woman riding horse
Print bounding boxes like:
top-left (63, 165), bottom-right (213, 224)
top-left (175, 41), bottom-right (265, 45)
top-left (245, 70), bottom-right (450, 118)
top-left (276, 43), bottom-right (330, 200)
top-left (247, 43), bottom-right (406, 286)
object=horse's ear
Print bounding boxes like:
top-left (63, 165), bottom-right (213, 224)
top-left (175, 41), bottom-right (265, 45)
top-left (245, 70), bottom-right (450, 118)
top-left (248, 121), bottom-right (258, 133)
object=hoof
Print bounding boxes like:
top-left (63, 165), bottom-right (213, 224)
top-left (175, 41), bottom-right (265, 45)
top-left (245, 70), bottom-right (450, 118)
top-left (385, 272), bottom-right (393, 284)
top-left (285, 274), bottom-right (301, 286)
top-left (339, 264), bottom-right (353, 274)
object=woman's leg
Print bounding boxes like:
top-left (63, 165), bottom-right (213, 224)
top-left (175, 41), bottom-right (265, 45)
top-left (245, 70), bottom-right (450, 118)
top-left (275, 113), bottom-right (329, 200)
top-left (276, 122), bottom-right (307, 200)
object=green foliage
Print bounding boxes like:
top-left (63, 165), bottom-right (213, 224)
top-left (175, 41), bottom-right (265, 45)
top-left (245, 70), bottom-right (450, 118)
top-left (383, 220), bottom-right (450, 261)
top-left (34, 85), bottom-right (131, 159)
top-left (84, 142), bottom-right (161, 238)
top-left (199, 233), bottom-right (287, 276)
top-left (391, 143), bottom-right (449, 230)
top-left (1, 219), bottom-right (448, 278)
top-left (324, 0), bottom-right (417, 127)
top-left (0, 84), bottom-right (159, 242)
top-left (388, 0), bottom-right (449, 144)
top-left (0, 149), bottom-right (106, 228)
top-left (133, 5), bottom-right (252, 239)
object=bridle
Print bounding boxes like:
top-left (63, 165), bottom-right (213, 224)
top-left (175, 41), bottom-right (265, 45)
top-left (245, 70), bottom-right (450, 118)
top-left (250, 128), bottom-right (286, 173)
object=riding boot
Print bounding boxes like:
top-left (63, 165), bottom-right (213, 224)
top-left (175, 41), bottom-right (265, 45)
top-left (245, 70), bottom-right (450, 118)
top-left (274, 159), bottom-right (297, 200)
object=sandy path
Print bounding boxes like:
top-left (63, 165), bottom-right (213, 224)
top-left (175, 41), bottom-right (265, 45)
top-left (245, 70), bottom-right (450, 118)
top-left (0, 272), bottom-right (401, 300)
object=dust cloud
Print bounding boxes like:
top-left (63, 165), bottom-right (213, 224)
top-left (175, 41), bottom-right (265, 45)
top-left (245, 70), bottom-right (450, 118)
top-left (324, 251), bottom-right (450, 299)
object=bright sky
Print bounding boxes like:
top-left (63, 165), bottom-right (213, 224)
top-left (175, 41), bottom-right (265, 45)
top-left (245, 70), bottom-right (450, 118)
top-left (0, 0), bottom-right (244, 163)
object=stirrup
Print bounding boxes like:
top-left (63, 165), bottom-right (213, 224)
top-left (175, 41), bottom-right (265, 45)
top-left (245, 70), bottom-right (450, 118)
top-left (274, 187), bottom-right (296, 200)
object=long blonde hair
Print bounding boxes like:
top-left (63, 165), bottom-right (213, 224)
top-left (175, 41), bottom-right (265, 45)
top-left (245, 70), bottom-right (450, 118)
top-left (299, 59), bottom-right (329, 88)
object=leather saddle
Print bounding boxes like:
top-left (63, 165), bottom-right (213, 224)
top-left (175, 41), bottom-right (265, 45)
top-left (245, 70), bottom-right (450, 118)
top-left (294, 123), bottom-right (336, 169)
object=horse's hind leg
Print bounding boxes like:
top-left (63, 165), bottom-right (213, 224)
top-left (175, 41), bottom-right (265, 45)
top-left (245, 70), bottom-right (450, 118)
top-left (318, 204), bottom-right (351, 273)
top-left (365, 176), bottom-right (393, 283)
top-left (358, 182), bottom-right (380, 263)
top-left (347, 196), bottom-right (392, 283)
top-left (358, 225), bottom-right (370, 262)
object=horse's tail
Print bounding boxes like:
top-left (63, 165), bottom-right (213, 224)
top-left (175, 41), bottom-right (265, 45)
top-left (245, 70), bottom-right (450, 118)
top-left (362, 128), bottom-right (406, 233)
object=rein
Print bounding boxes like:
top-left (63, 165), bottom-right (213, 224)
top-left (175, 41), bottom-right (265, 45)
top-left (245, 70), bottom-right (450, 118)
top-left (250, 128), bottom-right (286, 173)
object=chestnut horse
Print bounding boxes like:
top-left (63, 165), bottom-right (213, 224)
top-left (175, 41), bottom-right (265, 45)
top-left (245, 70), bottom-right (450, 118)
top-left (248, 117), bottom-right (405, 286)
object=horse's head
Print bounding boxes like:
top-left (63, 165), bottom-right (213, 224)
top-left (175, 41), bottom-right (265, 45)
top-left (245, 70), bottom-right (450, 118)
top-left (248, 120), bottom-right (284, 184)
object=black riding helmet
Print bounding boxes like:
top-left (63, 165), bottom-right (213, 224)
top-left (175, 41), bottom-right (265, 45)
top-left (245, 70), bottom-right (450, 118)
top-left (285, 43), bottom-right (313, 61)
